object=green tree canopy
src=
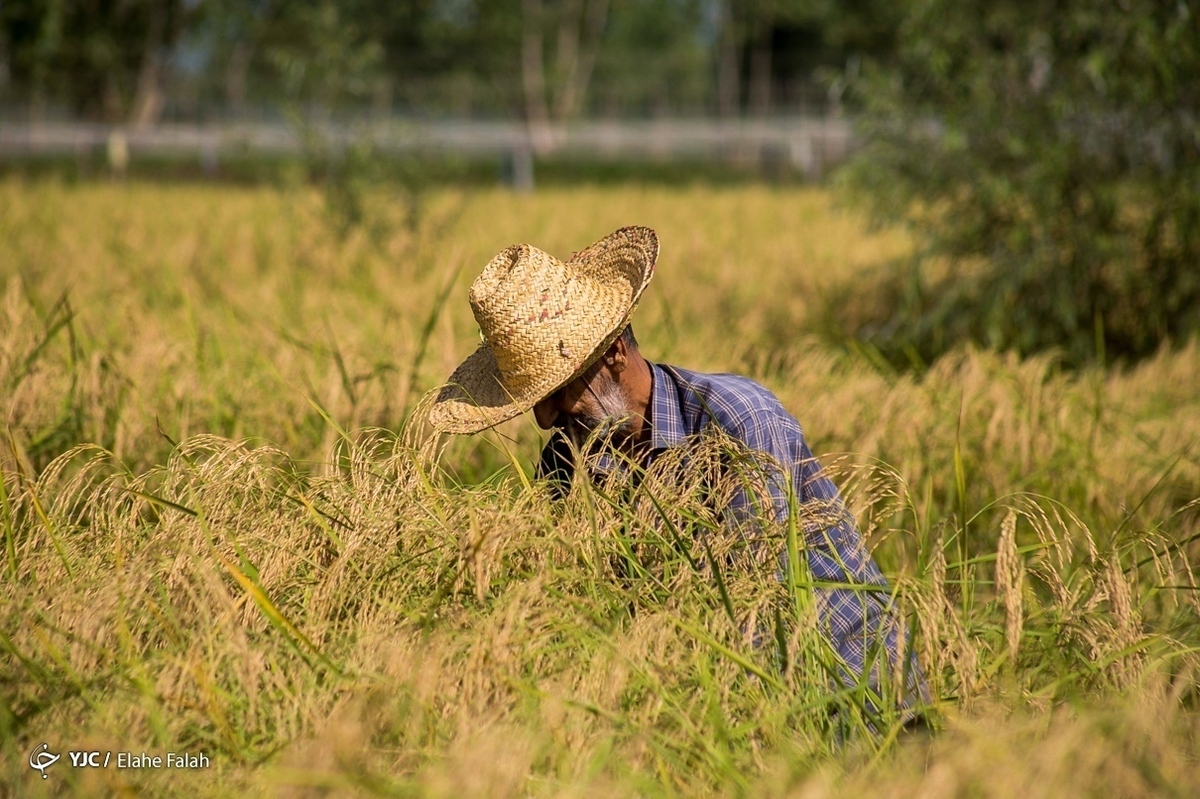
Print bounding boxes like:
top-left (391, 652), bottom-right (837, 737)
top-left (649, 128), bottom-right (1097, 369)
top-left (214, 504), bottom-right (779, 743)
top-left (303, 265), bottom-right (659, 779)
top-left (841, 0), bottom-right (1200, 366)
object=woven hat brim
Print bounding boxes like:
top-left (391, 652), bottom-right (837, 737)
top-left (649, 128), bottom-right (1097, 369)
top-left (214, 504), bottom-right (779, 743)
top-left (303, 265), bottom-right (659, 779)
top-left (429, 227), bottom-right (657, 434)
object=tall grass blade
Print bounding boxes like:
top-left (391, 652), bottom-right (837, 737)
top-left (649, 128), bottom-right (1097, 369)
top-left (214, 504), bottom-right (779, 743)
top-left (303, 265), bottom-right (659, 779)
top-left (25, 485), bottom-right (72, 579)
top-left (0, 472), bottom-right (16, 578)
top-left (407, 260), bottom-right (463, 398)
top-left (675, 619), bottom-right (784, 690)
top-left (8, 292), bottom-right (76, 391)
top-left (214, 549), bottom-right (343, 677)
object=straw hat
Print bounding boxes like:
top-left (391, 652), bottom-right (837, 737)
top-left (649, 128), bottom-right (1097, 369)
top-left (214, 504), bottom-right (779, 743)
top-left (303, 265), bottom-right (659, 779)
top-left (428, 226), bottom-right (658, 434)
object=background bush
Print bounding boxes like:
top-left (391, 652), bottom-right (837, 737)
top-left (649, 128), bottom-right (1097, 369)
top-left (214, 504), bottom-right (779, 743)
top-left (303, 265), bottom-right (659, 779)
top-left (836, 0), bottom-right (1200, 368)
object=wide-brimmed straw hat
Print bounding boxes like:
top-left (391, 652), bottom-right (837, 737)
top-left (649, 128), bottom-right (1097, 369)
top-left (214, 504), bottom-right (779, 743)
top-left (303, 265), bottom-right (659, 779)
top-left (428, 226), bottom-right (658, 434)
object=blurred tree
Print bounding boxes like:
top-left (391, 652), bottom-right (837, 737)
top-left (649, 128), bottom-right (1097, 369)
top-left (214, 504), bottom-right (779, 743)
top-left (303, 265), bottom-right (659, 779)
top-left (743, 0), bottom-right (807, 117)
top-left (260, 1), bottom-right (383, 111)
top-left (708, 0), bottom-right (898, 117)
top-left (840, 0), bottom-right (1200, 366)
top-left (364, 1), bottom-right (521, 114)
top-left (0, 0), bottom-right (191, 123)
top-left (192, 0), bottom-right (275, 117)
top-left (590, 0), bottom-right (709, 116)
top-left (520, 0), bottom-right (609, 149)
top-left (0, 26), bottom-right (8, 93)
top-left (0, 0), bottom-right (908, 120)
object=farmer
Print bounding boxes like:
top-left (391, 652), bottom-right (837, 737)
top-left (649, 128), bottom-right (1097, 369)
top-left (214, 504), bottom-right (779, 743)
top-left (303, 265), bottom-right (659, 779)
top-left (428, 226), bottom-right (926, 711)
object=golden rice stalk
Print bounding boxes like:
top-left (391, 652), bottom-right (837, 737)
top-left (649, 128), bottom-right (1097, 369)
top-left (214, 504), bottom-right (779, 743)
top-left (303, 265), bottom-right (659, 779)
top-left (1103, 552), bottom-right (1144, 685)
top-left (995, 509), bottom-right (1024, 663)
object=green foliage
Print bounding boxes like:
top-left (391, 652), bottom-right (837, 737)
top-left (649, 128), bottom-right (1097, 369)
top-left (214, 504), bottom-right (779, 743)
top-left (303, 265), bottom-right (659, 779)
top-left (589, 0), bottom-right (711, 114)
top-left (839, 0), bottom-right (1200, 367)
top-left (261, 1), bottom-right (384, 107)
top-left (0, 0), bottom-right (192, 120)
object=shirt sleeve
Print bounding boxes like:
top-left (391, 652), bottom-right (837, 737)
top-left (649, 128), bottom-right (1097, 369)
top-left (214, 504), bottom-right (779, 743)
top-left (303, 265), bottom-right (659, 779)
top-left (722, 407), bottom-right (928, 708)
top-left (720, 410), bottom-right (797, 529)
top-left (723, 409), bottom-right (880, 579)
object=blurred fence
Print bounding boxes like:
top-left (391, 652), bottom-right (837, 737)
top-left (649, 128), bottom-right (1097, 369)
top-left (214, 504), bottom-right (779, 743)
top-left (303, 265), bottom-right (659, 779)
top-left (0, 116), bottom-right (854, 179)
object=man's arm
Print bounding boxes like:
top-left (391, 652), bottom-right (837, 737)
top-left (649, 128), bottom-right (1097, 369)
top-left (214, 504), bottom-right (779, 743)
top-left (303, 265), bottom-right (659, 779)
top-left (723, 409), bottom-right (929, 710)
top-left (725, 410), bottom-right (880, 578)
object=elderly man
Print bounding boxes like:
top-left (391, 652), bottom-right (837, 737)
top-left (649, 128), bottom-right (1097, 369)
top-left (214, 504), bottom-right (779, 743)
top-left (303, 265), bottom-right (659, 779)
top-left (430, 226), bottom-right (926, 714)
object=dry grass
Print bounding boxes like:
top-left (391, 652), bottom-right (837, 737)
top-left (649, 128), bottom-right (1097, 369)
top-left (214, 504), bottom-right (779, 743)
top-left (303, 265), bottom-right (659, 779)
top-left (1, 178), bottom-right (1198, 797)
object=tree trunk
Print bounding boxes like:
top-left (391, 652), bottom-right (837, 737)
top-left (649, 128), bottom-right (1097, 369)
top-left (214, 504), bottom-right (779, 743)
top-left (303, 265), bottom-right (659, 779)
top-left (554, 0), bottom-right (583, 88)
top-left (0, 36), bottom-right (9, 95)
top-left (104, 73), bottom-right (125, 122)
top-left (130, 2), bottom-right (168, 129)
top-left (748, 30), bottom-right (772, 118)
top-left (225, 40), bottom-right (253, 117)
top-left (131, 57), bottom-right (164, 128)
top-left (521, 0), bottom-right (556, 153)
top-left (716, 0), bottom-right (740, 118)
top-left (551, 0), bottom-right (609, 122)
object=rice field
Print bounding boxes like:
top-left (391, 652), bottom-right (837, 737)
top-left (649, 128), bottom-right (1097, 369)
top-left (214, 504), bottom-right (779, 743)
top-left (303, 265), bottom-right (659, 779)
top-left (1, 177), bottom-right (1198, 797)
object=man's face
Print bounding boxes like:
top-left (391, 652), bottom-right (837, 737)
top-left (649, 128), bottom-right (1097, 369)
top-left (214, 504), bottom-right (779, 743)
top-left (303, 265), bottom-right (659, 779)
top-left (533, 360), bottom-right (635, 449)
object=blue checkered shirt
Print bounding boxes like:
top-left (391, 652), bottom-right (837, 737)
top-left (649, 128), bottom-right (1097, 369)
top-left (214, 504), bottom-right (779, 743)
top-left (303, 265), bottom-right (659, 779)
top-left (537, 362), bottom-right (927, 706)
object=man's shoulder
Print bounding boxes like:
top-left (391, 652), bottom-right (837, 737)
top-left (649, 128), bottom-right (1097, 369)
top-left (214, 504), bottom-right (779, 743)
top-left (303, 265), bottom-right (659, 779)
top-left (656, 363), bottom-right (807, 462)
top-left (657, 363), bottom-right (793, 428)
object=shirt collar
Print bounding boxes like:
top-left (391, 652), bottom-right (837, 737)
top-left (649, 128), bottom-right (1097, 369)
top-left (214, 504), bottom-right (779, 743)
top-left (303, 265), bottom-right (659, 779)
top-left (648, 362), bottom-right (687, 450)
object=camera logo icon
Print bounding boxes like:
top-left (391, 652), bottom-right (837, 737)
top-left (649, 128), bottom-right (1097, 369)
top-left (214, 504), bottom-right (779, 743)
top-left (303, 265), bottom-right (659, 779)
top-left (29, 743), bottom-right (61, 779)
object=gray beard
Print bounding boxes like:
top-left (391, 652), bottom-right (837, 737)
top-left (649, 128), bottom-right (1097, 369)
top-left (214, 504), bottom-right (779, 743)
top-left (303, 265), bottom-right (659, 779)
top-left (561, 378), bottom-right (635, 451)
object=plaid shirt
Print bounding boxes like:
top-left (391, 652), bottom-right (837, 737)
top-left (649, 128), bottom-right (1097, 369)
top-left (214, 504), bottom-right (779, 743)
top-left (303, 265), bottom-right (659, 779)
top-left (538, 362), bottom-right (926, 707)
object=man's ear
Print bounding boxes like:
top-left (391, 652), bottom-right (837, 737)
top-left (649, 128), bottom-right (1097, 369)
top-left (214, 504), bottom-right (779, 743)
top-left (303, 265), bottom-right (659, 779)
top-left (604, 338), bottom-right (628, 373)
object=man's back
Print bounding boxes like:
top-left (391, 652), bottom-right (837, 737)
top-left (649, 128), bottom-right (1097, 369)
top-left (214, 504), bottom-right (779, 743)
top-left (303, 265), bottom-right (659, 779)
top-left (538, 361), bottom-right (926, 707)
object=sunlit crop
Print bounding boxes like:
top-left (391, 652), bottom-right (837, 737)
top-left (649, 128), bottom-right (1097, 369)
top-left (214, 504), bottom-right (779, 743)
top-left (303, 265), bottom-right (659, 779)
top-left (2, 179), bottom-right (1198, 797)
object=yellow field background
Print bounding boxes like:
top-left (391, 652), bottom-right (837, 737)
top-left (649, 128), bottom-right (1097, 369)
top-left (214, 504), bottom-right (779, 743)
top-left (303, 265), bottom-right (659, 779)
top-left (2, 178), bottom-right (1198, 797)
